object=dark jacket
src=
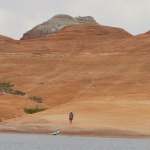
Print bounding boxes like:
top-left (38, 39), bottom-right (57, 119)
top-left (69, 112), bottom-right (74, 118)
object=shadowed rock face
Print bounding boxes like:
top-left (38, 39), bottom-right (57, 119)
top-left (20, 14), bottom-right (98, 40)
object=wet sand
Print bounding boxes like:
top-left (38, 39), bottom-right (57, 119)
top-left (0, 124), bottom-right (150, 139)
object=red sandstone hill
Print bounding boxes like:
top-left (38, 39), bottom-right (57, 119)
top-left (0, 24), bottom-right (150, 136)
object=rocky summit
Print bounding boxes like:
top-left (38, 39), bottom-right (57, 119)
top-left (20, 14), bottom-right (98, 40)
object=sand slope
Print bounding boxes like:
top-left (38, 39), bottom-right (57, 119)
top-left (0, 24), bottom-right (150, 137)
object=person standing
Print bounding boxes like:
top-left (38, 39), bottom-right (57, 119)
top-left (69, 112), bottom-right (74, 124)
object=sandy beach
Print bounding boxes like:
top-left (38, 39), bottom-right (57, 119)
top-left (0, 123), bottom-right (150, 139)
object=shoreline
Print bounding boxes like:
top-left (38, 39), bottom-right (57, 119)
top-left (0, 125), bottom-right (150, 139)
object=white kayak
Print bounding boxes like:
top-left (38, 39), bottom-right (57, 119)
top-left (49, 130), bottom-right (61, 135)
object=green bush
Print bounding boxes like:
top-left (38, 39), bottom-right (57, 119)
top-left (24, 108), bottom-right (46, 114)
top-left (0, 82), bottom-right (25, 96)
top-left (0, 82), bottom-right (13, 92)
top-left (5, 89), bottom-right (25, 96)
top-left (28, 96), bottom-right (43, 103)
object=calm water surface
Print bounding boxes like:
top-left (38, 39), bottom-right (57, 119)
top-left (0, 133), bottom-right (150, 150)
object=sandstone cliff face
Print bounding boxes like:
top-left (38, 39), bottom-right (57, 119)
top-left (0, 23), bottom-right (150, 136)
top-left (20, 14), bottom-right (98, 40)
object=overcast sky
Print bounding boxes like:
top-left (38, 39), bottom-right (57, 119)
top-left (0, 0), bottom-right (150, 39)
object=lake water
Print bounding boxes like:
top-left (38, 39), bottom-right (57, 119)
top-left (0, 133), bottom-right (150, 150)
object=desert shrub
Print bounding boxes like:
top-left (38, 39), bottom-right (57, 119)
top-left (0, 82), bottom-right (25, 96)
top-left (12, 90), bottom-right (25, 96)
top-left (5, 89), bottom-right (25, 96)
top-left (24, 108), bottom-right (46, 114)
top-left (28, 96), bottom-right (43, 103)
top-left (0, 82), bottom-right (13, 92)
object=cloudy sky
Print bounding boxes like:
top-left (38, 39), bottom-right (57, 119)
top-left (0, 0), bottom-right (150, 39)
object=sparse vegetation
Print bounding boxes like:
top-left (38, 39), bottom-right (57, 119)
top-left (0, 82), bottom-right (43, 104)
top-left (0, 82), bottom-right (13, 92)
top-left (24, 108), bottom-right (46, 114)
top-left (28, 96), bottom-right (43, 103)
top-left (0, 82), bottom-right (25, 96)
top-left (5, 88), bottom-right (25, 96)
